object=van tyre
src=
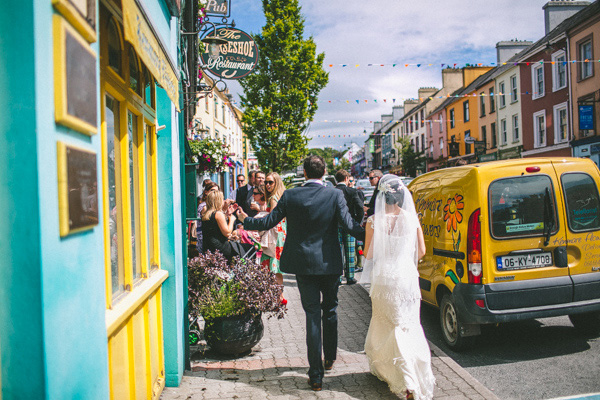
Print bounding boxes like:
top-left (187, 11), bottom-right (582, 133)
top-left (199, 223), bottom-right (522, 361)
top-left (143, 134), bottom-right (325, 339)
top-left (569, 312), bottom-right (600, 335)
top-left (440, 294), bottom-right (473, 351)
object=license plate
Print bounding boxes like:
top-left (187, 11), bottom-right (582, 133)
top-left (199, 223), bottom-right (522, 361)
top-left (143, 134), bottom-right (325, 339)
top-left (496, 252), bottom-right (553, 271)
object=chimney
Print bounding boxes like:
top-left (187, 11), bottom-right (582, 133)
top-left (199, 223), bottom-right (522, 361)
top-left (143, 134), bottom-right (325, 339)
top-left (381, 114), bottom-right (393, 125)
top-left (373, 121), bottom-right (382, 132)
top-left (418, 87), bottom-right (438, 101)
top-left (543, 0), bottom-right (590, 34)
top-left (496, 40), bottom-right (533, 64)
top-left (403, 99), bottom-right (419, 114)
top-left (392, 105), bottom-right (404, 121)
top-left (441, 68), bottom-right (463, 92)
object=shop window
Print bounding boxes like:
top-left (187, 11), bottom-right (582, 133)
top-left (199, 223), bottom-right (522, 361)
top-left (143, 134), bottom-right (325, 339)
top-left (143, 65), bottom-right (154, 108)
top-left (105, 95), bottom-right (125, 298)
top-left (107, 19), bottom-right (122, 76)
top-left (127, 111), bottom-right (142, 281)
top-left (129, 47), bottom-right (141, 96)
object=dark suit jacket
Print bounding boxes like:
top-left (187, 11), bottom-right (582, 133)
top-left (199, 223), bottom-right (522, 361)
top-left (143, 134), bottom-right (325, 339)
top-left (243, 182), bottom-right (365, 275)
top-left (365, 186), bottom-right (379, 217)
top-left (236, 184), bottom-right (256, 217)
top-left (335, 183), bottom-right (364, 224)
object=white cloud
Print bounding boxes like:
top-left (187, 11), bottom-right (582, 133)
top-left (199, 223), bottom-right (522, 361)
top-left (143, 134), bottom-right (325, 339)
top-left (227, 0), bottom-right (551, 149)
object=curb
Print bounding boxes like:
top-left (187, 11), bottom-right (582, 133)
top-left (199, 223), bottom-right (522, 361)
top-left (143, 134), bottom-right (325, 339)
top-left (428, 341), bottom-right (500, 400)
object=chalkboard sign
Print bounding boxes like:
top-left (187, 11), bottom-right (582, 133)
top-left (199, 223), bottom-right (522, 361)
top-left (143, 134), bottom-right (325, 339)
top-left (54, 15), bottom-right (98, 136)
top-left (58, 142), bottom-right (99, 237)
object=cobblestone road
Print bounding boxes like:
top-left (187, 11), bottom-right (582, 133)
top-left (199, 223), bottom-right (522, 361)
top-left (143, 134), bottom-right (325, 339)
top-left (161, 274), bottom-right (500, 399)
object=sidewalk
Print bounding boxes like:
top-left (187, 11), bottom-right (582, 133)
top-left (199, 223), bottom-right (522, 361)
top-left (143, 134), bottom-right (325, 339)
top-left (161, 274), bottom-right (499, 400)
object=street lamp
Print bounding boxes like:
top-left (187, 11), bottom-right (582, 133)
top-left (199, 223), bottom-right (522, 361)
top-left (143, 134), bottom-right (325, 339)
top-left (201, 22), bottom-right (228, 59)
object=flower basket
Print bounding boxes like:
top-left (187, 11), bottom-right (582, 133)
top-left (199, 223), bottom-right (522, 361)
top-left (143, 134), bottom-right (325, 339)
top-left (189, 138), bottom-right (234, 174)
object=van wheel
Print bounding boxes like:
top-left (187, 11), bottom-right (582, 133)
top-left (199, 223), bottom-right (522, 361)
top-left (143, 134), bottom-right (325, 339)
top-left (440, 294), bottom-right (472, 351)
top-left (569, 312), bottom-right (600, 335)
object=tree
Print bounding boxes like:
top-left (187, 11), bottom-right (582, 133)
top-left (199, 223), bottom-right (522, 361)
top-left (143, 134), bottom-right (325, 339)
top-left (239, 0), bottom-right (328, 172)
top-left (307, 148), bottom-right (347, 174)
top-left (398, 136), bottom-right (424, 177)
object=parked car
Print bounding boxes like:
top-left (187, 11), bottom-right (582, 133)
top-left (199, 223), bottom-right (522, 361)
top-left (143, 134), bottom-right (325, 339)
top-left (409, 158), bottom-right (600, 350)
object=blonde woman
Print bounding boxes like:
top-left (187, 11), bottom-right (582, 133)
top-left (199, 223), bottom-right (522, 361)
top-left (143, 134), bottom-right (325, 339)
top-left (262, 172), bottom-right (287, 304)
top-left (202, 190), bottom-right (252, 261)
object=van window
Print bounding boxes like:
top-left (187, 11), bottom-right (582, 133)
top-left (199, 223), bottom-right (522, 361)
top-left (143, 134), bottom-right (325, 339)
top-left (489, 175), bottom-right (557, 238)
top-left (561, 173), bottom-right (600, 232)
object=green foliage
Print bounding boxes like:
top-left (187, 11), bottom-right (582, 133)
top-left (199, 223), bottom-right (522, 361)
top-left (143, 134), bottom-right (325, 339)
top-left (398, 136), bottom-right (424, 178)
top-left (239, 0), bottom-right (329, 172)
top-left (307, 147), bottom-right (347, 173)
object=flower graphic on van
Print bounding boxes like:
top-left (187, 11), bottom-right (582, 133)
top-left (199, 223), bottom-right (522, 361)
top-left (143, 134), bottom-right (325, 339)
top-left (443, 194), bottom-right (464, 232)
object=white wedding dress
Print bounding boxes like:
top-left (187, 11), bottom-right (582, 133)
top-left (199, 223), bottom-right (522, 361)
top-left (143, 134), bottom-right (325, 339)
top-left (361, 175), bottom-right (435, 400)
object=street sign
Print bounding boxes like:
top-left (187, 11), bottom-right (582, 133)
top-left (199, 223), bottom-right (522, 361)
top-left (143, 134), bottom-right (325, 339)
top-left (204, 0), bottom-right (231, 18)
top-left (200, 27), bottom-right (259, 80)
top-left (579, 105), bottom-right (594, 130)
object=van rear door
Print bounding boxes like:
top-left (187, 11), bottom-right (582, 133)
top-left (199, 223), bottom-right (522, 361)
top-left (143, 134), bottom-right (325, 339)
top-left (484, 162), bottom-right (572, 310)
top-left (552, 159), bottom-right (600, 302)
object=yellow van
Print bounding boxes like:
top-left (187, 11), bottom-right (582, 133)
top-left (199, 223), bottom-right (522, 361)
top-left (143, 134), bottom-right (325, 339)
top-left (409, 158), bottom-right (600, 350)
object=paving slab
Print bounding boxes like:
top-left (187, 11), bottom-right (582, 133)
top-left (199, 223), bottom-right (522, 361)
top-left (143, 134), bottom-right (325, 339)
top-left (161, 274), bottom-right (499, 400)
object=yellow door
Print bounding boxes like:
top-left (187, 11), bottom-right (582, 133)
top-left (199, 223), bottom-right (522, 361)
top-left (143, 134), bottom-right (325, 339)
top-left (483, 160), bottom-right (571, 310)
top-left (100, 5), bottom-right (167, 399)
top-left (552, 158), bottom-right (600, 302)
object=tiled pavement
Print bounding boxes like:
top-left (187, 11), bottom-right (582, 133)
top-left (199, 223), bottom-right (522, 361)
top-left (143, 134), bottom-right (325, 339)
top-left (161, 274), bottom-right (500, 399)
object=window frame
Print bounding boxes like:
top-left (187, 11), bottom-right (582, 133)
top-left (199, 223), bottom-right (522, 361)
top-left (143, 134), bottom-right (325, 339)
top-left (463, 100), bottom-right (470, 122)
top-left (500, 118), bottom-right (507, 146)
top-left (512, 114), bottom-right (519, 142)
top-left (489, 87), bottom-right (495, 113)
top-left (533, 110), bottom-right (547, 148)
top-left (449, 108), bottom-right (455, 129)
top-left (552, 50), bottom-right (567, 91)
top-left (480, 92), bottom-right (486, 117)
top-left (510, 74), bottom-right (518, 103)
top-left (578, 35), bottom-right (594, 81)
top-left (561, 172), bottom-right (600, 233)
top-left (553, 102), bottom-right (569, 144)
top-left (499, 81), bottom-right (506, 108)
top-left (532, 62), bottom-right (545, 99)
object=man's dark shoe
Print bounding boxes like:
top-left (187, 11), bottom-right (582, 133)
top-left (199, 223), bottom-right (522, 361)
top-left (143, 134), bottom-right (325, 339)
top-left (324, 359), bottom-right (335, 370)
top-left (346, 278), bottom-right (357, 285)
top-left (308, 378), bottom-right (322, 391)
top-left (355, 267), bottom-right (363, 272)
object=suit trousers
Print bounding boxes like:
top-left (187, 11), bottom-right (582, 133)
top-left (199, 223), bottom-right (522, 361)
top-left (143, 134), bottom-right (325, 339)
top-left (295, 274), bottom-right (341, 381)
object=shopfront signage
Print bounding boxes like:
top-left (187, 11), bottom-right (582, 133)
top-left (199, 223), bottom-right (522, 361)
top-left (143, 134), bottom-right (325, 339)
top-left (123, 0), bottom-right (180, 110)
top-left (479, 152), bottom-right (497, 162)
top-left (579, 105), bottom-right (595, 130)
top-left (200, 27), bottom-right (259, 79)
top-left (204, 0), bottom-right (231, 18)
top-left (499, 146), bottom-right (522, 160)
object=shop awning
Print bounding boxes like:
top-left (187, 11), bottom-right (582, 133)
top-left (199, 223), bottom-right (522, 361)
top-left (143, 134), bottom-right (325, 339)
top-left (123, 0), bottom-right (180, 111)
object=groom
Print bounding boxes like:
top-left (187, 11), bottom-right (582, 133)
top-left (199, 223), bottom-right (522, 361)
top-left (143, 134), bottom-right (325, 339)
top-left (236, 155), bottom-right (365, 390)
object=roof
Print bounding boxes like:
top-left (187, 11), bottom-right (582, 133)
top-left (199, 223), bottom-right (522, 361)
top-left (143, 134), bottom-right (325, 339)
top-left (518, 0), bottom-right (600, 61)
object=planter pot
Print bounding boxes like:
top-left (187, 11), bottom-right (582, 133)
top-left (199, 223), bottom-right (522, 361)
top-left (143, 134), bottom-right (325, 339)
top-left (204, 312), bottom-right (264, 355)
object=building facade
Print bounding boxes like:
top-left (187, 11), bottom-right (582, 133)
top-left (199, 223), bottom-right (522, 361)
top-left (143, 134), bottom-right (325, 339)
top-left (1, 0), bottom-right (188, 398)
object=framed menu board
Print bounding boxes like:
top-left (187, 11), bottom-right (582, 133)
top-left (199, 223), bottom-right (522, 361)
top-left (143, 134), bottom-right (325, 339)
top-left (53, 15), bottom-right (98, 136)
top-left (57, 142), bottom-right (99, 237)
top-left (52, 0), bottom-right (97, 42)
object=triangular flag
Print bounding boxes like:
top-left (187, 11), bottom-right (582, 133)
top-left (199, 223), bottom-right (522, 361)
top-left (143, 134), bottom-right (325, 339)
top-left (417, 64), bottom-right (421, 67)
top-left (356, 100), bottom-right (359, 104)
top-left (328, 64), bottom-right (333, 67)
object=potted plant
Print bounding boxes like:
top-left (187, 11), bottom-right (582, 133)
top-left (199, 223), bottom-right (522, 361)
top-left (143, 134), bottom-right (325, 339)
top-left (188, 250), bottom-right (286, 355)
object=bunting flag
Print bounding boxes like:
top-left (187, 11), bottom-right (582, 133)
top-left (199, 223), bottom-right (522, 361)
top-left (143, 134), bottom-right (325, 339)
top-left (230, 91), bottom-right (548, 107)
top-left (323, 59), bottom-right (600, 68)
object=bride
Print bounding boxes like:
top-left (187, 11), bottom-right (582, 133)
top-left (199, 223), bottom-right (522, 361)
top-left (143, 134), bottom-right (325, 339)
top-left (361, 174), bottom-right (435, 400)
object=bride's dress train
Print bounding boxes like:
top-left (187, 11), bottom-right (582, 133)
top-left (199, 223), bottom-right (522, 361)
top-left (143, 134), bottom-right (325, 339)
top-left (365, 271), bottom-right (435, 399)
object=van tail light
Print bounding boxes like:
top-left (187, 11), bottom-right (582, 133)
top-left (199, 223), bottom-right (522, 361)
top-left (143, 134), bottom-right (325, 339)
top-left (467, 208), bottom-right (482, 284)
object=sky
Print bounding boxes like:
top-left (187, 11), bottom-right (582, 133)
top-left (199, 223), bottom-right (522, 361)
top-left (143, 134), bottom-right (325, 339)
top-left (214, 0), bottom-right (553, 150)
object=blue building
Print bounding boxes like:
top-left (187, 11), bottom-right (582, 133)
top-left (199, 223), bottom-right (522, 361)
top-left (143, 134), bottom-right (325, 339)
top-left (1, 0), bottom-right (188, 397)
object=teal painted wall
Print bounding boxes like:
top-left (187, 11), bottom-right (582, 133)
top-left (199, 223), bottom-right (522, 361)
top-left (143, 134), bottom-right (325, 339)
top-left (35, 1), bottom-right (109, 399)
top-left (156, 88), bottom-right (185, 387)
top-left (1, 0), bottom-right (185, 396)
top-left (0, 2), bottom-right (46, 399)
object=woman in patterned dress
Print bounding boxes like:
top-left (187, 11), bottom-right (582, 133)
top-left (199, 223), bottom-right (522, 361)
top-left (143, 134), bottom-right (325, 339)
top-left (262, 172), bottom-right (287, 304)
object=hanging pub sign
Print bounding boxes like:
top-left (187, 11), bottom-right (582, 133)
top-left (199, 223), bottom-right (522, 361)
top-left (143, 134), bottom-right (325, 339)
top-left (200, 27), bottom-right (259, 79)
top-left (204, 0), bottom-right (231, 18)
top-left (579, 105), bottom-right (595, 131)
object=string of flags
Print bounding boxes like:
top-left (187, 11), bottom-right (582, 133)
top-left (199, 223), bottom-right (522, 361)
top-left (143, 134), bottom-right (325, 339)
top-left (324, 60), bottom-right (600, 68)
top-left (230, 91), bottom-right (554, 107)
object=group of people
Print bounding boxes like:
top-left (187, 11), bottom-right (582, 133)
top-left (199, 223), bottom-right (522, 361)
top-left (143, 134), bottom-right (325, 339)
top-left (193, 170), bottom-right (288, 303)
top-left (233, 155), bottom-right (434, 399)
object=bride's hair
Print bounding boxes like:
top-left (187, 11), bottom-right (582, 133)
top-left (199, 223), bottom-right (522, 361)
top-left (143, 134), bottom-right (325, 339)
top-left (380, 179), bottom-right (405, 206)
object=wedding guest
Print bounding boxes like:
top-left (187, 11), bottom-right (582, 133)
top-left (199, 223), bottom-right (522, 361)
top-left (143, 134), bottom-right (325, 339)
top-left (335, 169), bottom-right (363, 285)
top-left (236, 170), bottom-right (257, 217)
top-left (263, 172), bottom-right (287, 304)
top-left (196, 182), bottom-right (219, 253)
